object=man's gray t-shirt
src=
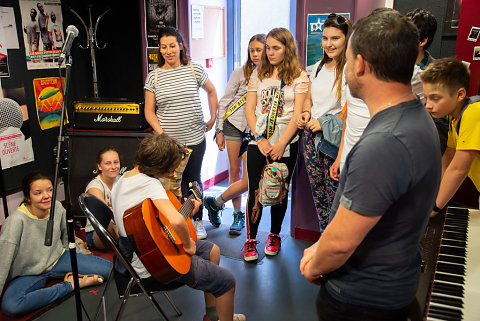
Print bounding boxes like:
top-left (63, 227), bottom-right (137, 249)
top-left (325, 98), bottom-right (441, 309)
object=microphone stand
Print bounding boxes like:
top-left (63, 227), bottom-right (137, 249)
top-left (45, 54), bottom-right (84, 321)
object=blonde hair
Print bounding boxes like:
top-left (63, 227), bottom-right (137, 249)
top-left (257, 28), bottom-right (302, 86)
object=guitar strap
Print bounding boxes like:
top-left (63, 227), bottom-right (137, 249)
top-left (224, 93), bottom-right (247, 120)
top-left (266, 80), bottom-right (285, 139)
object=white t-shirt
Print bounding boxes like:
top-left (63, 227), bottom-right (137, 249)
top-left (247, 69), bottom-right (309, 157)
top-left (111, 173), bottom-right (168, 278)
top-left (84, 175), bottom-right (119, 232)
top-left (340, 85), bottom-right (371, 170)
top-left (411, 64), bottom-right (425, 104)
top-left (308, 60), bottom-right (343, 119)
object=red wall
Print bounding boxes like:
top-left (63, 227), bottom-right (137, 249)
top-left (455, 0), bottom-right (480, 96)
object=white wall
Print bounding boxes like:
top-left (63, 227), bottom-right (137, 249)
top-left (240, 0), bottom-right (291, 64)
top-left (188, 0), bottom-right (229, 185)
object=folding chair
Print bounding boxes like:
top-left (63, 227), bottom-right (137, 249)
top-left (78, 193), bottom-right (182, 321)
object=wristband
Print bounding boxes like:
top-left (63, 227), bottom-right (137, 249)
top-left (303, 110), bottom-right (311, 115)
top-left (255, 135), bottom-right (264, 142)
top-left (432, 204), bottom-right (443, 213)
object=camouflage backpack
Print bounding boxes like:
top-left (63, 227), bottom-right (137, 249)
top-left (251, 159), bottom-right (289, 223)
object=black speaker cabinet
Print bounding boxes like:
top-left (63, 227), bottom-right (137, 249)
top-left (66, 131), bottom-right (149, 218)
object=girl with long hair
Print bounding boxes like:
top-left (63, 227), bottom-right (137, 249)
top-left (204, 34), bottom-right (266, 236)
top-left (296, 13), bottom-right (352, 231)
top-left (144, 26), bottom-right (218, 239)
top-left (0, 171), bottom-right (111, 317)
top-left (243, 28), bottom-right (308, 261)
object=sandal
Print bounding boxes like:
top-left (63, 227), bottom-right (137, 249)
top-left (64, 272), bottom-right (104, 288)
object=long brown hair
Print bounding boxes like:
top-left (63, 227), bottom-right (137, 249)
top-left (157, 26), bottom-right (190, 67)
top-left (257, 28), bottom-right (302, 86)
top-left (243, 34), bottom-right (266, 85)
top-left (320, 14), bottom-right (352, 101)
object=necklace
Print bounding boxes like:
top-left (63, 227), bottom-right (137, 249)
top-left (377, 92), bottom-right (414, 111)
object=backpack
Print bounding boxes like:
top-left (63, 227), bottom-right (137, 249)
top-left (251, 158), bottom-right (289, 223)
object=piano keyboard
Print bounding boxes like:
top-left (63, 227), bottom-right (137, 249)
top-left (412, 207), bottom-right (480, 321)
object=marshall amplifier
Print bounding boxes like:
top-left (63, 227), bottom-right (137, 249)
top-left (72, 99), bottom-right (149, 131)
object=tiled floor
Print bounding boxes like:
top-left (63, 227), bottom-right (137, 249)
top-left (34, 180), bottom-right (320, 321)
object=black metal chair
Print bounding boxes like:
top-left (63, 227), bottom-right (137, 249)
top-left (78, 193), bottom-right (182, 321)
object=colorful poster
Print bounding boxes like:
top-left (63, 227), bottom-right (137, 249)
top-left (147, 47), bottom-right (159, 72)
top-left (306, 13), bottom-right (350, 75)
top-left (19, 0), bottom-right (64, 70)
top-left (145, 0), bottom-right (177, 47)
top-left (32, 77), bottom-right (67, 130)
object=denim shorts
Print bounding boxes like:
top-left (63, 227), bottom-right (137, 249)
top-left (175, 239), bottom-right (235, 297)
top-left (223, 120), bottom-right (247, 142)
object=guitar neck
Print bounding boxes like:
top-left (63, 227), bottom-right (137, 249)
top-left (178, 195), bottom-right (196, 220)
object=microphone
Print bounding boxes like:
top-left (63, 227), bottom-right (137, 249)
top-left (0, 98), bottom-right (23, 134)
top-left (58, 25), bottom-right (79, 65)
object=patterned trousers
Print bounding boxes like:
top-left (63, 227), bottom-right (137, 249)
top-left (302, 129), bottom-right (338, 231)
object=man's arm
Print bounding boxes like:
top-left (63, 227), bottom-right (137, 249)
top-left (301, 204), bottom-right (381, 283)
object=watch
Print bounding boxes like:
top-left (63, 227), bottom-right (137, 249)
top-left (432, 204), bottom-right (443, 212)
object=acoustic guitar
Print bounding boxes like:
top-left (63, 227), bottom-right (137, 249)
top-left (123, 183), bottom-right (201, 283)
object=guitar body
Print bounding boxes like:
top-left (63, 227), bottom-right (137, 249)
top-left (123, 192), bottom-right (198, 283)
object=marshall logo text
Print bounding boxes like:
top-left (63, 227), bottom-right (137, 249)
top-left (94, 114), bottom-right (123, 123)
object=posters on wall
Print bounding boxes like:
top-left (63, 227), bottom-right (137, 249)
top-left (305, 13), bottom-right (350, 75)
top-left (0, 85), bottom-right (34, 170)
top-left (145, 0), bottom-right (177, 48)
top-left (32, 77), bottom-right (67, 130)
top-left (0, 6), bottom-right (20, 77)
top-left (19, 0), bottom-right (64, 70)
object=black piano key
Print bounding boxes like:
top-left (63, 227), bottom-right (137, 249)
top-left (439, 245), bottom-right (466, 257)
top-left (436, 262), bottom-right (465, 275)
top-left (434, 272), bottom-right (464, 284)
top-left (433, 281), bottom-right (464, 297)
top-left (442, 231), bottom-right (467, 241)
top-left (428, 304), bottom-right (463, 319)
top-left (430, 294), bottom-right (464, 308)
top-left (427, 310), bottom-right (462, 321)
top-left (437, 254), bottom-right (466, 265)
top-left (440, 239), bottom-right (466, 248)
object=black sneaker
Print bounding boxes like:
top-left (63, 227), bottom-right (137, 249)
top-left (204, 196), bottom-right (222, 228)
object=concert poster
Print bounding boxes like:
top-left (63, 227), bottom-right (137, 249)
top-left (19, 0), bottom-right (64, 70)
top-left (32, 77), bottom-right (68, 130)
top-left (145, 0), bottom-right (177, 47)
top-left (147, 47), bottom-right (159, 72)
top-left (305, 13), bottom-right (350, 75)
top-left (0, 86), bottom-right (34, 170)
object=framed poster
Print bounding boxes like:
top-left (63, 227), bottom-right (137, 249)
top-left (145, 0), bottom-right (177, 48)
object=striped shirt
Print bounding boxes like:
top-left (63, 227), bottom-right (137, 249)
top-left (144, 62), bottom-right (208, 145)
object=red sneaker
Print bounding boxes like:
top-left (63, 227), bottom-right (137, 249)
top-left (243, 239), bottom-right (258, 261)
top-left (264, 233), bottom-right (281, 256)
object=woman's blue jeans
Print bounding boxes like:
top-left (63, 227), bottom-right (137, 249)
top-left (1, 250), bottom-right (112, 317)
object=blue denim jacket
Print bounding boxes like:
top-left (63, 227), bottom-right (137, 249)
top-left (314, 111), bottom-right (343, 159)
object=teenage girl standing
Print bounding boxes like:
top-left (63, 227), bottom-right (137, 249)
top-left (144, 26), bottom-right (218, 239)
top-left (243, 28), bottom-right (308, 261)
top-left (204, 34), bottom-right (266, 236)
top-left (296, 14), bottom-right (352, 232)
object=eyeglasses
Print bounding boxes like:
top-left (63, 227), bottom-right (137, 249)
top-left (328, 13), bottom-right (347, 25)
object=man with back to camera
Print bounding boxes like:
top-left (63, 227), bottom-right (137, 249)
top-left (300, 10), bottom-right (441, 321)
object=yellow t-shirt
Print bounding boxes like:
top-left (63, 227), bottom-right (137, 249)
top-left (447, 100), bottom-right (480, 206)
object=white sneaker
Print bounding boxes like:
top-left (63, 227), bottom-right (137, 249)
top-left (233, 314), bottom-right (246, 321)
top-left (218, 314), bottom-right (246, 321)
top-left (194, 220), bottom-right (207, 239)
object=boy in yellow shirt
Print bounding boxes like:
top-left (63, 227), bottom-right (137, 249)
top-left (421, 57), bottom-right (480, 215)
